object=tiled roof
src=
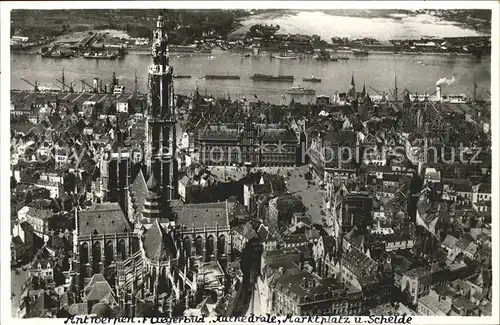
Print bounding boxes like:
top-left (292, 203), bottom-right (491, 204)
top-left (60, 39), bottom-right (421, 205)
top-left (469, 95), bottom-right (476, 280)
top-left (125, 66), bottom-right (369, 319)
top-left (477, 183), bottom-right (491, 193)
top-left (419, 294), bottom-right (452, 315)
top-left (273, 270), bottom-right (343, 301)
top-left (179, 175), bottom-right (192, 187)
top-left (27, 291), bottom-right (56, 318)
top-left (260, 128), bottom-right (297, 142)
top-left (85, 279), bottom-right (116, 305)
top-left (455, 237), bottom-right (472, 251)
top-left (26, 207), bottom-right (53, 220)
top-left (257, 224), bottom-right (270, 241)
top-left (233, 222), bottom-right (258, 240)
top-left (453, 296), bottom-right (478, 311)
top-left (142, 220), bottom-right (178, 262)
top-left (343, 247), bottom-right (377, 277)
top-left (455, 181), bottom-right (472, 193)
top-left (176, 202), bottom-right (229, 230)
top-left (404, 266), bottom-right (431, 279)
top-left (442, 234), bottom-right (459, 249)
top-left (84, 274), bottom-right (107, 291)
top-left (130, 169), bottom-right (148, 215)
top-left (91, 303), bottom-right (114, 317)
top-left (79, 202), bottom-right (131, 236)
top-left (12, 235), bottom-right (24, 248)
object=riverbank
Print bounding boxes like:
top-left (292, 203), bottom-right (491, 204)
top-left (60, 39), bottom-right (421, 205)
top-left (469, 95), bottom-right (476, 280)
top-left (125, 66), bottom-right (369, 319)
top-left (12, 47), bottom-right (488, 58)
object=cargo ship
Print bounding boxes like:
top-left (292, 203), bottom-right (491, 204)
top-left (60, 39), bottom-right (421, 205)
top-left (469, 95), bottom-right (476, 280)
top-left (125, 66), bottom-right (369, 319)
top-left (251, 74), bottom-right (294, 82)
top-left (83, 51), bottom-right (117, 59)
top-left (41, 51), bottom-right (73, 59)
top-left (205, 75), bottom-right (241, 80)
top-left (303, 76), bottom-right (322, 83)
top-left (286, 87), bottom-right (315, 95)
top-left (173, 75), bottom-right (192, 79)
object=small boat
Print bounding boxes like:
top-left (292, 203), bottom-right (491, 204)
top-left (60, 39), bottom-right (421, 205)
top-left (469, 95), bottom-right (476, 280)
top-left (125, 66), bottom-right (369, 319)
top-left (208, 55), bottom-right (215, 59)
top-left (273, 54), bottom-right (298, 60)
top-left (173, 75), bottom-right (192, 79)
top-left (286, 86), bottom-right (316, 95)
top-left (303, 76), bottom-right (322, 83)
top-left (352, 48), bottom-right (369, 56)
top-left (337, 55), bottom-right (349, 60)
top-left (242, 53), bottom-right (251, 58)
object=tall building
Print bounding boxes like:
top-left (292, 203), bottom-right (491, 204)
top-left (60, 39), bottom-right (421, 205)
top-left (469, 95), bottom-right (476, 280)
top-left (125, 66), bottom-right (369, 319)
top-left (145, 13), bottom-right (178, 203)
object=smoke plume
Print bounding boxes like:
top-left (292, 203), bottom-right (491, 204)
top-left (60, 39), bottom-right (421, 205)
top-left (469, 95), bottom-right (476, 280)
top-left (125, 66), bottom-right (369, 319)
top-left (436, 76), bottom-right (456, 86)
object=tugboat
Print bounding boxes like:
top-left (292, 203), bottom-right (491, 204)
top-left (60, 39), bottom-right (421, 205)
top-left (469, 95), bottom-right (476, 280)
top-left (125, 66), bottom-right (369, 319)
top-left (303, 75), bottom-right (322, 83)
top-left (286, 86), bottom-right (316, 95)
top-left (315, 49), bottom-right (338, 61)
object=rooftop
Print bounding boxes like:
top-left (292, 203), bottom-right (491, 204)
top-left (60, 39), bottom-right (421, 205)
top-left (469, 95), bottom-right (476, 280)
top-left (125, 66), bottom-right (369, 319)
top-left (176, 201), bottom-right (229, 230)
top-left (78, 202), bottom-right (132, 236)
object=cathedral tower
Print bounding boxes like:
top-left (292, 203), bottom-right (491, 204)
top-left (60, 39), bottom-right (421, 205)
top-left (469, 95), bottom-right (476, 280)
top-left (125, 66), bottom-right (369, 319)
top-left (145, 13), bottom-right (178, 202)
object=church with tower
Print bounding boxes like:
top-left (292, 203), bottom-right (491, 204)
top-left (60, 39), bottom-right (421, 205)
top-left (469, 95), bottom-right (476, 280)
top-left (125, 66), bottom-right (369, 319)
top-left (71, 13), bottom-right (233, 316)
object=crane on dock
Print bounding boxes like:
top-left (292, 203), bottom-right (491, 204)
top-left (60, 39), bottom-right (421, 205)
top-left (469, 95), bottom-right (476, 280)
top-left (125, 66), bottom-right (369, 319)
top-left (55, 68), bottom-right (75, 93)
top-left (80, 79), bottom-right (97, 93)
top-left (56, 79), bottom-right (75, 93)
top-left (20, 77), bottom-right (40, 92)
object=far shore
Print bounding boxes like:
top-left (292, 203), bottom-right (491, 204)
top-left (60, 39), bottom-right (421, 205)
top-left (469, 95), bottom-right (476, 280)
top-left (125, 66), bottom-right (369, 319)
top-left (11, 47), bottom-right (489, 59)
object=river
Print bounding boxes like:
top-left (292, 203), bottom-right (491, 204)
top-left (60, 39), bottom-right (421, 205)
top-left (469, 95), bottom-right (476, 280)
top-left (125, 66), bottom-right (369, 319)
top-left (11, 51), bottom-right (490, 104)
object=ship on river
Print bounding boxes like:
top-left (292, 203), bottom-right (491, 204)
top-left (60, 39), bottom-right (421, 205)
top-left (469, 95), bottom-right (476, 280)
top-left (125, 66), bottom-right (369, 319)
top-left (286, 86), bottom-right (315, 95)
top-left (303, 76), bottom-right (322, 83)
top-left (251, 74), bottom-right (294, 82)
top-left (173, 75), bottom-right (192, 79)
top-left (42, 51), bottom-right (73, 59)
top-left (205, 75), bottom-right (241, 80)
top-left (83, 51), bottom-right (117, 59)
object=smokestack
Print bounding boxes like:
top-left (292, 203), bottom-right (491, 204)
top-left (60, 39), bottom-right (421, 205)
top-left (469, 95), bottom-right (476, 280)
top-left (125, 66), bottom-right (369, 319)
top-left (436, 85), bottom-right (442, 102)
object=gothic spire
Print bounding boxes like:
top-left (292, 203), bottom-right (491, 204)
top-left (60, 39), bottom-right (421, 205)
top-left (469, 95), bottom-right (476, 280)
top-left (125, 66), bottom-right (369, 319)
top-left (146, 173), bottom-right (159, 193)
top-left (152, 12), bottom-right (169, 67)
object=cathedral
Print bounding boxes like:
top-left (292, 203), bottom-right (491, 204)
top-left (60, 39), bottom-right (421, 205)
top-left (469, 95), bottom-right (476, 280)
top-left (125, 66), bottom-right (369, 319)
top-left (71, 13), bottom-right (232, 316)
